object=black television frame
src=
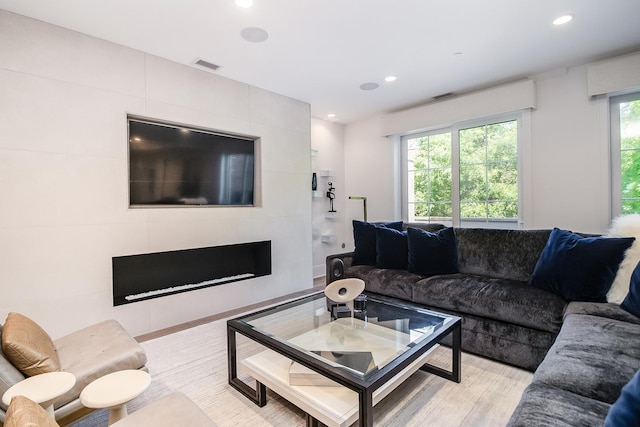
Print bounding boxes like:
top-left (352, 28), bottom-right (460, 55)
top-left (127, 115), bottom-right (260, 208)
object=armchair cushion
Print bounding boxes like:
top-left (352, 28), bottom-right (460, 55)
top-left (54, 319), bottom-right (147, 409)
top-left (112, 392), bottom-right (217, 427)
top-left (4, 395), bottom-right (58, 427)
top-left (1, 313), bottom-right (60, 377)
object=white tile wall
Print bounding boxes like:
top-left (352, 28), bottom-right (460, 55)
top-left (0, 10), bottom-right (312, 338)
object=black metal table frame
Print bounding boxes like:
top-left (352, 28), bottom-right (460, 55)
top-left (227, 295), bottom-right (461, 427)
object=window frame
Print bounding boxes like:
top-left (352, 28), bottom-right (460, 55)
top-left (610, 91), bottom-right (640, 218)
top-left (401, 112), bottom-right (523, 228)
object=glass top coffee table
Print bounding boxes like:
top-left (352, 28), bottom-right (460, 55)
top-left (227, 292), bottom-right (461, 427)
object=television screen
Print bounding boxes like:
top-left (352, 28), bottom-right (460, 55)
top-left (128, 117), bottom-right (256, 206)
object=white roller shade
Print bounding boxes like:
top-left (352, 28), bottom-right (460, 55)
top-left (380, 79), bottom-right (536, 136)
top-left (587, 51), bottom-right (640, 97)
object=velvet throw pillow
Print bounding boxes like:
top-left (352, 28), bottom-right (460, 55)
top-left (621, 261), bottom-right (640, 318)
top-left (605, 369), bottom-right (640, 426)
top-left (529, 228), bottom-right (635, 302)
top-left (375, 227), bottom-right (408, 269)
top-left (407, 227), bottom-right (458, 275)
top-left (352, 220), bottom-right (403, 266)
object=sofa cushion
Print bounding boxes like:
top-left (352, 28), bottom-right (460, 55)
top-left (346, 265), bottom-right (421, 302)
top-left (529, 228), bottom-right (634, 302)
top-left (54, 319), bottom-right (147, 408)
top-left (507, 382), bottom-right (611, 427)
top-left (533, 312), bottom-right (640, 404)
top-left (375, 227), bottom-right (407, 270)
top-left (621, 261), bottom-right (640, 318)
top-left (413, 273), bottom-right (566, 333)
top-left (565, 301), bottom-right (640, 325)
top-left (407, 227), bottom-right (458, 275)
top-left (419, 304), bottom-right (557, 371)
top-left (1, 313), bottom-right (61, 377)
top-left (4, 395), bottom-right (59, 427)
top-left (352, 220), bottom-right (403, 266)
top-left (605, 369), bottom-right (640, 426)
top-left (455, 228), bottom-right (551, 282)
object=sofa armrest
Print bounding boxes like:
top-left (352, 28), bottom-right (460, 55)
top-left (0, 325), bottom-right (28, 414)
top-left (564, 301), bottom-right (640, 325)
top-left (326, 252), bottom-right (354, 285)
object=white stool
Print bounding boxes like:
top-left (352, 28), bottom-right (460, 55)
top-left (80, 370), bottom-right (151, 425)
top-left (2, 371), bottom-right (76, 417)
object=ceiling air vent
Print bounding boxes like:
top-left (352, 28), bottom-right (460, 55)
top-left (194, 59), bottom-right (221, 71)
top-left (433, 92), bottom-right (454, 100)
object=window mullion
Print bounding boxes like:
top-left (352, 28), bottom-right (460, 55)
top-left (452, 127), bottom-right (461, 227)
top-left (611, 101), bottom-right (622, 217)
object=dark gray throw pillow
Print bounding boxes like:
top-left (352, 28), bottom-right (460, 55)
top-left (407, 227), bottom-right (458, 275)
top-left (621, 261), bottom-right (640, 318)
top-left (375, 227), bottom-right (408, 270)
top-left (352, 220), bottom-right (403, 266)
top-left (529, 228), bottom-right (634, 302)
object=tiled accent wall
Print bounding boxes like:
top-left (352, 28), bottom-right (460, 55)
top-left (0, 10), bottom-right (312, 337)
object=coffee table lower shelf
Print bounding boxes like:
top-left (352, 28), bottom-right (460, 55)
top-left (241, 345), bottom-right (438, 427)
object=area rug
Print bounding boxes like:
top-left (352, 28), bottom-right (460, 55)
top-left (71, 314), bottom-right (531, 427)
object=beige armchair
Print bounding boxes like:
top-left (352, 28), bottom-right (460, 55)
top-left (0, 313), bottom-right (147, 426)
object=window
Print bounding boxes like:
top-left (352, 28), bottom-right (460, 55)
top-left (407, 131), bottom-right (452, 221)
top-left (402, 116), bottom-right (520, 227)
top-left (611, 93), bottom-right (640, 216)
top-left (459, 121), bottom-right (518, 221)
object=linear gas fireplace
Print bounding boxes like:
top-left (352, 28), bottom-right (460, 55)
top-left (112, 241), bottom-right (271, 306)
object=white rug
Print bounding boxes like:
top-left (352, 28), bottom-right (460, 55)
top-left (71, 316), bottom-right (531, 427)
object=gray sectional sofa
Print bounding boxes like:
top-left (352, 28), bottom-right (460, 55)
top-left (508, 302), bottom-right (640, 426)
top-left (326, 222), bottom-right (640, 426)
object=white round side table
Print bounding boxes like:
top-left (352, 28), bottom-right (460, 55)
top-left (80, 369), bottom-right (151, 425)
top-left (2, 371), bottom-right (76, 417)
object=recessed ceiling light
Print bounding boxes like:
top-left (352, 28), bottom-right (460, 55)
top-left (241, 27), bottom-right (269, 43)
top-left (235, 0), bottom-right (253, 8)
top-left (327, 113), bottom-right (336, 118)
top-left (553, 15), bottom-right (573, 25)
top-left (384, 76), bottom-right (397, 82)
top-left (360, 82), bottom-right (379, 91)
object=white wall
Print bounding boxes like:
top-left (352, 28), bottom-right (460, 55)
top-left (342, 116), bottom-right (398, 249)
top-left (344, 61), bottom-right (630, 235)
top-left (0, 10), bottom-right (312, 338)
top-left (528, 65), bottom-right (610, 232)
top-left (310, 118), bottom-right (346, 277)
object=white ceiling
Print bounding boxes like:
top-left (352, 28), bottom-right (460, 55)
top-left (1, 0), bottom-right (639, 124)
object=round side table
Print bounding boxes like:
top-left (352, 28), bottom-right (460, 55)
top-left (2, 371), bottom-right (76, 417)
top-left (80, 369), bottom-right (151, 425)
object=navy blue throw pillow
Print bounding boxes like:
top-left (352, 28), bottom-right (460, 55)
top-left (352, 220), bottom-right (403, 266)
top-left (407, 227), bottom-right (458, 275)
top-left (529, 228), bottom-right (634, 302)
top-left (605, 369), bottom-right (640, 426)
top-left (621, 261), bottom-right (640, 318)
top-left (375, 227), bottom-right (408, 269)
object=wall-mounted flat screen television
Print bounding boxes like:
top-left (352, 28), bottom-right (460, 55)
top-left (128, 116), bottom-right (257, 207)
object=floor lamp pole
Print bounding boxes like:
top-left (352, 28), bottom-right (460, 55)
top-left (348, 196), bottom-right (367, 221)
